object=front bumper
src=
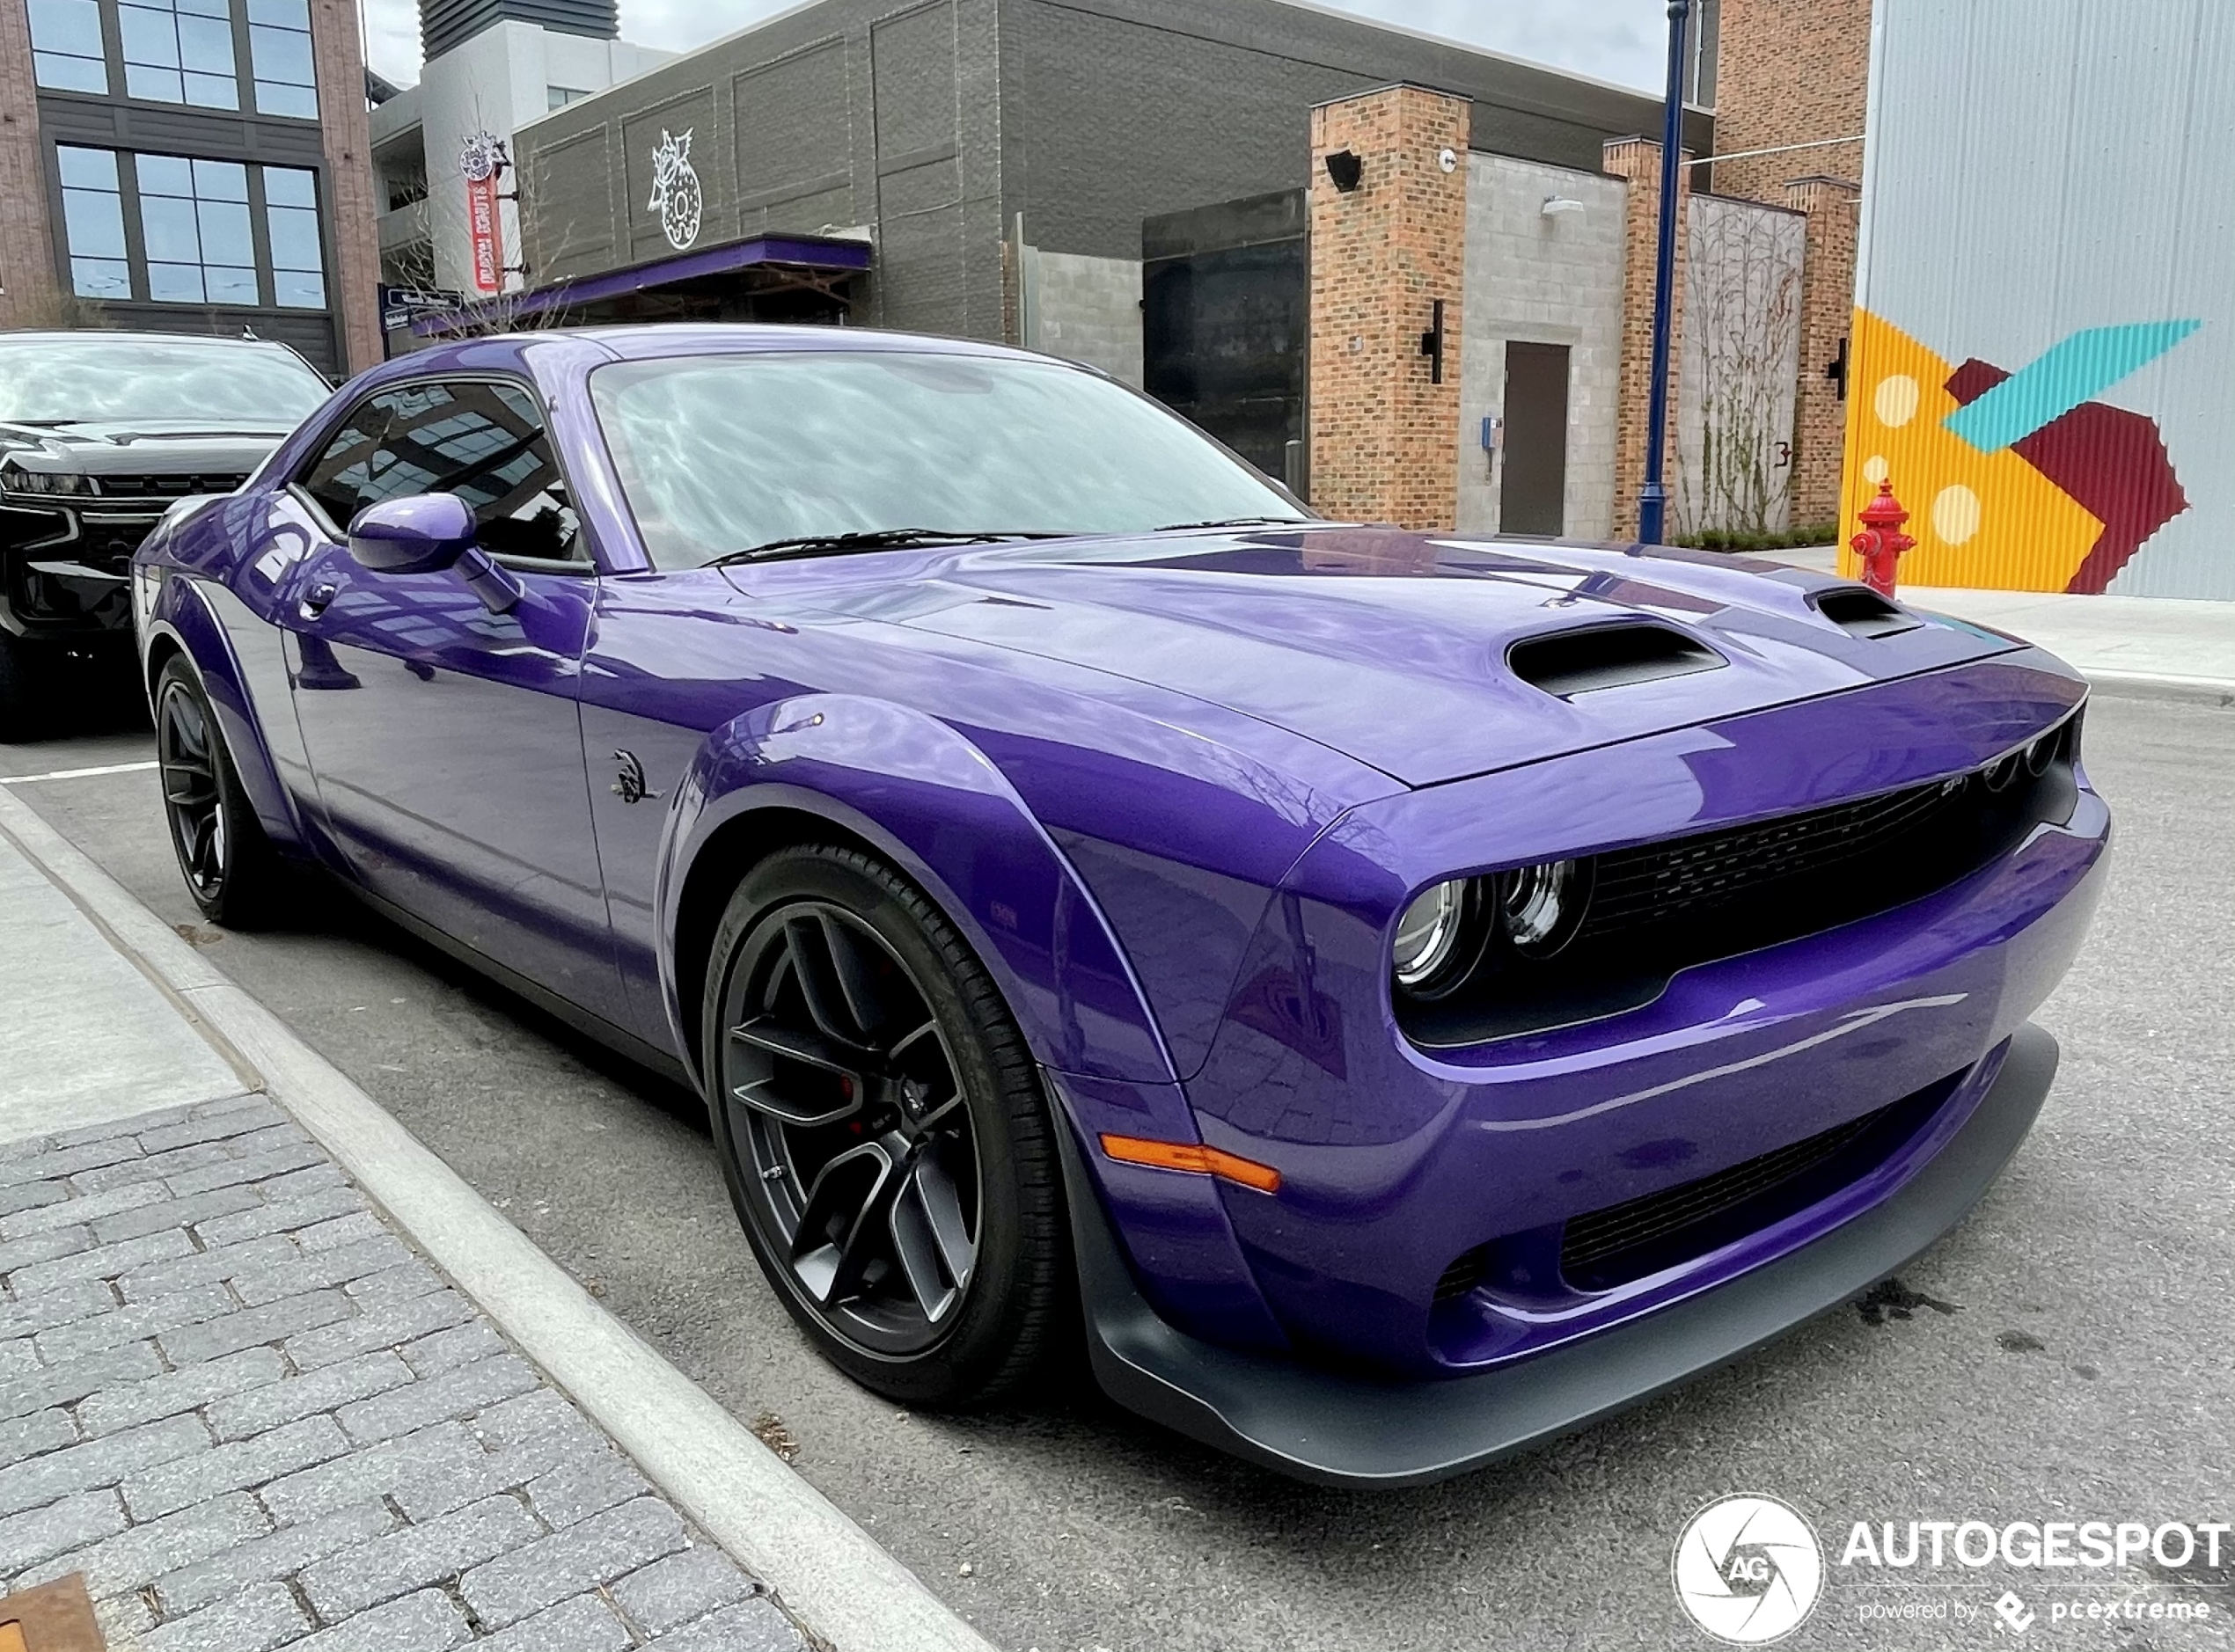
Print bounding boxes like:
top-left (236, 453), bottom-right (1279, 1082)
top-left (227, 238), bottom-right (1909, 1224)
top-left (1062, 1022), bottom-right (2057, 1488)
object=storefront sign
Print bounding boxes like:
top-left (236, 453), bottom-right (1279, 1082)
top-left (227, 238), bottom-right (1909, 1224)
top-left (461, 131), bottom-right (506, 295)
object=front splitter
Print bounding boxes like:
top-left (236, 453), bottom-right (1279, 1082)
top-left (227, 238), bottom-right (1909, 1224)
top-left (1056, 1023), bottom-right (2058, 1488)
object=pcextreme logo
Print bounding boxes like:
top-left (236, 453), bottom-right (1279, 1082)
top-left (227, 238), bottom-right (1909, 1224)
top-left (1673, 1494), bottom-right (1826, 1645)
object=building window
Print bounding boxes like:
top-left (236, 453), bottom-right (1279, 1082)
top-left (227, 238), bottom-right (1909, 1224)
top-left (53, 145), bottom-right (327, 311)
top-left (264, 165), bottom-right (326, 308)
top-left (119, 0), bottom-right (240, 109)
top-left (57, 147), bottom-right (131, 299)
top-left (547, 84), bottom-right (590, 110)
top-left (246, 0), bottom-right (318, 118)
top-left (28, 0), bottom-right (109, 93)
top-left (138, 154), bottom-right (257, 303)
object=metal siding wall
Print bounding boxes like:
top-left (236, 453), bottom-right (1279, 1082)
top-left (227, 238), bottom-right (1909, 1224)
top-left (1853, 0), bottom-right (2235, 597)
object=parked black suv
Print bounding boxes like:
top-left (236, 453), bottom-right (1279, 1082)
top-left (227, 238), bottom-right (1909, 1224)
top-left (0, 330), bottom-right (330, 739)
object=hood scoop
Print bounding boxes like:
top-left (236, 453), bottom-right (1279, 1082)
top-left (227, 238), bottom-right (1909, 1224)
top-left (1506, 623), bottom-right (1726, 699)
top-left (1811, 586), bottom-right (1922, 639)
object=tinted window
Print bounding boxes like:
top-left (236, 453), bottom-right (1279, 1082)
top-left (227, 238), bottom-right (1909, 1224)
top-left (0, 333), bottom-right (326, 423)
top-left (301, 381), bottom-right (582, 562)
top-left (589, 351), bottom-right (1307, 570)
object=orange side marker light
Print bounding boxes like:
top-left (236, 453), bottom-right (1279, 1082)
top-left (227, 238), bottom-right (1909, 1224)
top-left (1098, 1133), bottom-right (1282, 1194)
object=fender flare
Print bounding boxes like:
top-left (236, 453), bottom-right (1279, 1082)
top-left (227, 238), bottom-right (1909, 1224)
top-left (143, 574), bottom-right (305, 852)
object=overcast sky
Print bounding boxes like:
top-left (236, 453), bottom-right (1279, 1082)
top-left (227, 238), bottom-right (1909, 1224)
top-left (362, 0), bottom-right (1672, 96)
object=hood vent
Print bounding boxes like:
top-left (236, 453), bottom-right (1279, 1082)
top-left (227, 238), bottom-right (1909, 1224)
top-left (1811, 586), bottom-right (1920, 639)
top-left (1507, 623), bottom-right (1726, 699)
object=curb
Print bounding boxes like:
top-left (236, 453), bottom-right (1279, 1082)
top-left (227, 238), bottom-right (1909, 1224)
top-left (0, 784), bottom-right (1000, 1652)
top-left (2082, 670), bottom-right (2235, 708)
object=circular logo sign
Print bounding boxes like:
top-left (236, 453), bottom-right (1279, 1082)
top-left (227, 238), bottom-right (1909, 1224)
top-left (1672, 1495), bottom-right (1823, 1645)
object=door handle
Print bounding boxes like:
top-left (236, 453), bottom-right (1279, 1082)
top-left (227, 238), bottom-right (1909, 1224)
top-left (297, 580), bottom-right (339, 622)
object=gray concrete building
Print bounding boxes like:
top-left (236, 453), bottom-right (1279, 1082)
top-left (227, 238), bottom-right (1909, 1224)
top-left (508, 0), bottom-right (1715, 478)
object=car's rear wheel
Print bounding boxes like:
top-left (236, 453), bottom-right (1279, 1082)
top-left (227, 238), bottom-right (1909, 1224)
top-left (155, 656), bottom-right (281, 926)
top-left (702, 844), bottom-right (1069, 1406)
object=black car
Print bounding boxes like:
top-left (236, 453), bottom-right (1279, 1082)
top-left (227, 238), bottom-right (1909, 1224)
top-left (0, 329), bottom-right (331, 738)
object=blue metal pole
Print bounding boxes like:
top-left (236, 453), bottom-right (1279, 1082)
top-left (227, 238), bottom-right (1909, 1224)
top-left (1638, 0), bottom-right (1692, 545)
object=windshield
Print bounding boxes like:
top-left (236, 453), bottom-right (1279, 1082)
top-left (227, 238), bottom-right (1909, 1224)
top-left (0, 335), bottom-right (330, 427)
top-left (590, 350), bottom-right (1310, 569)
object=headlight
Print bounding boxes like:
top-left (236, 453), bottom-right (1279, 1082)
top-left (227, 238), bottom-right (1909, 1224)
top-left (0, 464), bottom-right (91, 496)
top-left (2024, 728), bottom-right (2058, 776)
top-left (1499, 858), bottom-right (1592, 958)
top-left (1392, 879), bottom-right (1473, 994)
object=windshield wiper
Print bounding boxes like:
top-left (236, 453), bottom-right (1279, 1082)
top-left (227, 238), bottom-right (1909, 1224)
top-left (1154, 515), bottom-right (1310, 532)
top-left (707, 528), bottom-right (1067, 567)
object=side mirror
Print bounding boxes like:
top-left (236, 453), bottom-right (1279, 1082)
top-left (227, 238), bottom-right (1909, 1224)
top-left (344, 492), bottom-right (520, 614)
top-left (347, 493), bottom-right (476, 574)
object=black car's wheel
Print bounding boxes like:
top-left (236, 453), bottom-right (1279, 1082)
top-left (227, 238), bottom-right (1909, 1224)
top-left (703, 844), bottom-right (1069, 1406)
top-left (155, 656), bottom-right (281, 925)
top-left (0, 632), bottom-right (47, 743)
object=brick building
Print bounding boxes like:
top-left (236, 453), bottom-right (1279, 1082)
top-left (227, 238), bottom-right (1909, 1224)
top-left (0, 0), bottom-right (381, 375)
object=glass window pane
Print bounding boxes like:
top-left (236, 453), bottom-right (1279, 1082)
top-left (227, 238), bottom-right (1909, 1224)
top-left (177, 12), bottom-right (235, 72)
top-left (34, 52), bottom-right (108, 92)
top-left (246, 0), bottom-right (307, 26)
top-left (197, 199), bottom-right (253, 265)
top-left (266, 204), bottom-right (321, 271)
top-left (139, 194), bottom-right (202, 262)
top-left (274, 269), bottom-right (324, 309)
top-left (147, 262), bottom-right (205, 303)
top-left (261, 165), bottom-right (316, 208)
top-left (183, 70), bottom-right (238, 106)
top-left (253, 78), bottom-right (317, 117)
top-left (125, 63), bottom-right (185, 101)
top-left (28, 0), bottom-right (105, 59)
top-left (179, 0), bottom-right (233, 15)
top-left (70, 258), bottom-right (133, 299)
top-left (192, 158), bottom-right (248, 201)
top-left (55, 147), bottom-right (119, 190)
top-left (119, 6), bottom-right (180, 67)
top-left (136, 154), bottom-right (193, 196)
top-left (206, 266), bottom-right (260, 305)
top-left (62, 187), bottom-right (128, 259)
top-left (248, 23), bottom-right (311, 83)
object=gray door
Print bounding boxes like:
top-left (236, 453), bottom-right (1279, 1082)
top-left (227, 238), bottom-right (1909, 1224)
top-left (1500, 342), bottom-right (1571, 537)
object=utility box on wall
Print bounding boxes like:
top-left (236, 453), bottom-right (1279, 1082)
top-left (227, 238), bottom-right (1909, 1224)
top-left (1849, 0), bottom-right (2232, 598)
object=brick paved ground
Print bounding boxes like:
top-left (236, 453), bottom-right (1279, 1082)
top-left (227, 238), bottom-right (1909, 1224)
top-left (0, 1093), bottom-right (806, 1652)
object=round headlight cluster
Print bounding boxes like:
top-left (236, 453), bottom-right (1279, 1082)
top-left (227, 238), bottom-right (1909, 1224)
top-left (1391, 858), bottom-right (1594, 999)
top-left (2024, 728), bottom-right (2058, 776)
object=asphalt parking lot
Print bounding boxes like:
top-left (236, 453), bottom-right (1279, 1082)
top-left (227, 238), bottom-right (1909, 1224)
top-left (5, 690), bottom-right (2231, 1652)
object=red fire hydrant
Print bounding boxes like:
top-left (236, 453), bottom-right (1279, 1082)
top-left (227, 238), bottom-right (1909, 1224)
top-left (1850, 479), bottom-right (1916, 597)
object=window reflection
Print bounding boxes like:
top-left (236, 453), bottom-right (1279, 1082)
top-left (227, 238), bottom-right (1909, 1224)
top-left (120, 0), bottom-right (239, 109)
top-left (28, 0), bottom-right (108, 93)
top-left (56, 147), bottom-right (131, 300)
top-left (246, 0), bottom-right (317, 117)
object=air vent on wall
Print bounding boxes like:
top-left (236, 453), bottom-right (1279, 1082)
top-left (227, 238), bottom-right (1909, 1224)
top-left (1506, 624), bottom-right (1726, 699)
top-left (1811, 586), bottom-right (1921, 639)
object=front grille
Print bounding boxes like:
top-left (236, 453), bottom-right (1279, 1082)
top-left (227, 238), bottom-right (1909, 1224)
top-left (1580, 778), bottom-right (1968, 937)
top-left (1433, 1247), bottom-right (1487, 1303)
top-left (92, 472), bottom-right (247, 500)
top-left (1557, 1071), bottom-right (1958, 1292)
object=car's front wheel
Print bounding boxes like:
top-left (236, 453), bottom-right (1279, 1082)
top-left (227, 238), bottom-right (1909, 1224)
top-left (702, 844), bottom-right (1070, 1407)
top-left (155, 656), bottom-right (282, 926)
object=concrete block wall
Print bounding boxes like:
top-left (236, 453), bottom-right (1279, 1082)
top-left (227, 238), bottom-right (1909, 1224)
top-left (1455, 154), bottom-right (1625, 538)
top-left (1029, 251), bottom-right (1144, 385)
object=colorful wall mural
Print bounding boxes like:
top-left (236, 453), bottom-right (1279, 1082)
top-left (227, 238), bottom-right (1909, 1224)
top-left (1838, 311), bottom-right (2199, 593)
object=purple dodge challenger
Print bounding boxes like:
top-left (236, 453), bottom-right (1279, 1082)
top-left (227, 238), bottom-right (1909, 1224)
top-left (131, 326), bottom-right (2107, 1486)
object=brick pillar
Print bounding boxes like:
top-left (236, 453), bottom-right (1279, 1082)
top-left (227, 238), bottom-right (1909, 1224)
top-left (311, 0), bottom-right (381, 373)
top-left (1784, 174), bottom-right (1860, 530)
top-left (1307, 84), bottom-right (1469, 530)
top-left (1604, 136), bottom-right (1691, 540)
top-left (0, 0), bottom-right (62, 330)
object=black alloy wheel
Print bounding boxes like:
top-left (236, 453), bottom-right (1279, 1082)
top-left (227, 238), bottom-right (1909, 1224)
top-left (704, 844), bottom-right (1068, 1406)
top-left (155, 656), bottom-right (279, 925)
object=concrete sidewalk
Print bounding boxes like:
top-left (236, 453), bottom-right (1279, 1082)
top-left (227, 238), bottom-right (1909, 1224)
top-left (0, 793), bottom-right (995, 1651)
top-left (1754, 545), bottom-right (2234, 701)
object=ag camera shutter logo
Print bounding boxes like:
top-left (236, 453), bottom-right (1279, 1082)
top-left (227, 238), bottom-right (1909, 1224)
top-left (1673, 1495), bottom-right (1825, 1644)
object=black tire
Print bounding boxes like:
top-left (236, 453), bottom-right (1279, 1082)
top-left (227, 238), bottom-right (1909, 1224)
top-left (702, 843), bottom-right (1070, 1407)
top-left (154, 655), bottom-right (282, 926)
top-left (0, 631), bottom-right (47, 744)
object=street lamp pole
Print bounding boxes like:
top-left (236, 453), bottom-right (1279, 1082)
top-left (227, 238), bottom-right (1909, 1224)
top-left (1638, 0), bottom-right (1692, 545)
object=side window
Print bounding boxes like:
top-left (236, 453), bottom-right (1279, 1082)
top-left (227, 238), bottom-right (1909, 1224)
top-left (298, 379), bottom-right (583, 563)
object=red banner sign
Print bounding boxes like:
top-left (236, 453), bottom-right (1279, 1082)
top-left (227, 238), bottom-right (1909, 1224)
top-left (466, 172), bottom-right (502, 296)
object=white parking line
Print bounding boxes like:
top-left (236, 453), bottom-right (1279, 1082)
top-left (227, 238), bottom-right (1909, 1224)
top-left (0, 759), bottom-right (160, 784)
